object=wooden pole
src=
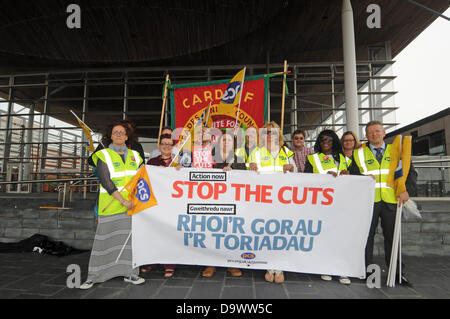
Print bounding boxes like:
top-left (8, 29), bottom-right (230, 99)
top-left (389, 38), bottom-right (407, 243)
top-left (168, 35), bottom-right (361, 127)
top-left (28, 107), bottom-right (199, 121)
top-left (158, 74), bottom-right (170, 142)
top-left (233, 67), bottom-right (246, 136)
top-left (280, 60), bottom-right (288, 135)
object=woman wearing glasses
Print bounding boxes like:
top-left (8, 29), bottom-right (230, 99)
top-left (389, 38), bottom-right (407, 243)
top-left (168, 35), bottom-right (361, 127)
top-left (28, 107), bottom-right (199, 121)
top-left (341, 131), bottom-right (361, 169)
top-left (304, 129), bottom-right (351, 285)
top-left (248, 121), bottom-right (296, 283)
top-left (88, 120), bottom-right (145, 167)
top-left (291, 129), bottom-right (313, 172)
top-left (141, 133), bottom-right (180, 278)
top-left (80, 121), bottom-right (145, 289)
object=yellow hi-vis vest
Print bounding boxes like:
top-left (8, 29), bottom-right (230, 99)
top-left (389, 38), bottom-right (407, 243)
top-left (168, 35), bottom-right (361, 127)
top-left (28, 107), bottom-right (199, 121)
top-left (236, 146), bottom-right (258, 169)
top-left (306, 153), bottom-right (349, 174)
top-left (248, 146), bottom-right (294, 172)
top-left (91, 148), bottom-right (143, 216)
top-left (352, 144), bottom-right (397, 204)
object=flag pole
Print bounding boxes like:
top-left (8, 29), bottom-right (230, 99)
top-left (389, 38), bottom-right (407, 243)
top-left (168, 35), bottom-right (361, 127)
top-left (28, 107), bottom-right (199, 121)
top-left (204, 101), bottom-right (212, 128)
top-left (70, 109), bottom-right (105, 148)
top-left (280, 60), bottom-right (288, 135)
top-left (158, 74), bottom-right (170, 142)
top-left (399, 208), bottom-right (402, 284)
top-left (115, 231), bottom-right (132, 264)
top-left (387, 202), bottom-right (403, 287)
top-left (168, 104), bottom-right (211, 168)
top-left (233, 67), bottom-right (246, 136)
top-left (70, 109), bottom-right (95, 132)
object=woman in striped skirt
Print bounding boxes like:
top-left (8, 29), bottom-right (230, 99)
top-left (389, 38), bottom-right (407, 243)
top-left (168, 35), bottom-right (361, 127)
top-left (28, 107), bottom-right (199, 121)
top-left (80, 121), bottom-right (145, 289)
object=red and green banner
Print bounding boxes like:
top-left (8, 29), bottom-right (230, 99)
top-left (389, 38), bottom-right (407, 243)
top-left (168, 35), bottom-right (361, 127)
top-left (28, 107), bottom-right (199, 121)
top-left (169, 74), bottom-right (270, 133)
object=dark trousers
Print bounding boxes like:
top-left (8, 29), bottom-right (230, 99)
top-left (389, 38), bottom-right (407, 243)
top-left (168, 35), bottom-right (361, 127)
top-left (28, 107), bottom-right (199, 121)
top-left (365, 201), bottom-right (404, 273)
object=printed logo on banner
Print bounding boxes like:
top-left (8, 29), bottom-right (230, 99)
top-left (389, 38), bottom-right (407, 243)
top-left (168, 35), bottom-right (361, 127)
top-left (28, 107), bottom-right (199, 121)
top-left (137, 178), bottom-right (151, 203)
top-left (241, 252), bottom-right (256, 260)
top-left (221, 81), bottom-right (242, 104)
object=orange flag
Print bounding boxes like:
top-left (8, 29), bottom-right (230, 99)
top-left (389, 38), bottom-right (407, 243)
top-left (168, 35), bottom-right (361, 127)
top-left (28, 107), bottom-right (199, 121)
top-left (124, 166), bottom-right (158, 216)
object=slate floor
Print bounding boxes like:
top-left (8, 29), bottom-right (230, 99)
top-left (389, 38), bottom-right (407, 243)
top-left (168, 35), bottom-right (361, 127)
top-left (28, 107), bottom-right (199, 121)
top-left (1, 252), bottom-right (450, 299)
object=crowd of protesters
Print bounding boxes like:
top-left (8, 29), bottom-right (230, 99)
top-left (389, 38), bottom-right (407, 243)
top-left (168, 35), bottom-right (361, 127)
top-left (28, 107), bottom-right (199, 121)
top-left (80, 119), bottom-right (416, 289)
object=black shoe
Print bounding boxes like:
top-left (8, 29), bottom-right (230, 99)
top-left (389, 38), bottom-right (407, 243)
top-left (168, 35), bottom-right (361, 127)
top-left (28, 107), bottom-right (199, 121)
top-left (395, 275), bottom-right (413, 287)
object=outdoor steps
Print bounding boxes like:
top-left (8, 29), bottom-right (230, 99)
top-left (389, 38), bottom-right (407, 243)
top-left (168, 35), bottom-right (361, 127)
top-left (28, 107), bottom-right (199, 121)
top-left (374, 198), bottom-right (450, 257)
top-left (1, 196), bottom-right (450, 255)
top-left (0, 195), bottom-right (97, 250)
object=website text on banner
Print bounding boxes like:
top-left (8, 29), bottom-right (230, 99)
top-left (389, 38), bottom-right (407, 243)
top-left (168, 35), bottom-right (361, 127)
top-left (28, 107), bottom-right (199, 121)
top-left (131, 166), bottom-right (375, 278)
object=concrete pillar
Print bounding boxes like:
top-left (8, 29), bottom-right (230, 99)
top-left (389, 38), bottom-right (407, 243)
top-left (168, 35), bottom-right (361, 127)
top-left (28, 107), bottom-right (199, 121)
top-left (342, 0), bottom-right (359, 134)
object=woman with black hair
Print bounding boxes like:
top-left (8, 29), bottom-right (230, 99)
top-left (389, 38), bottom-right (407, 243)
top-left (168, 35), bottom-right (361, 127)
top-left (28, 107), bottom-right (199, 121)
top-left (304, 129), bottom-right (351, 285)
top-left (303, 130), bottom-right (350, 176)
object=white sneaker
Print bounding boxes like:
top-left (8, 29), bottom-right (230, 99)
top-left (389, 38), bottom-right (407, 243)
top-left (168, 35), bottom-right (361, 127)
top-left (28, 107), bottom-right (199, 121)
top-left (339, 276), bottom-right (351, 285)
top-left (124, 275), bottom-right (145, 285)
top-left (79, 280), bottom-right (94, 290)
top-left (321, 275), bottom-right (332, 281)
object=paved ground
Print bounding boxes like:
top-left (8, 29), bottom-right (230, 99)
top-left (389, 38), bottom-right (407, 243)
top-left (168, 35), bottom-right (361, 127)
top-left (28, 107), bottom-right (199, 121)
top-left (1, 252), bottom-right (450, 299)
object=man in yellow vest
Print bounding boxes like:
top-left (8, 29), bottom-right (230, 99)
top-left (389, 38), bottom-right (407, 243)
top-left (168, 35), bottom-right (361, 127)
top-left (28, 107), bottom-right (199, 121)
top-left (350, 121), bottom-right (417, 285)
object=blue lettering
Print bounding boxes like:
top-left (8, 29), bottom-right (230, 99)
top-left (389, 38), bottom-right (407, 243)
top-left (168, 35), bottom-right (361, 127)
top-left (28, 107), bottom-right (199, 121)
top-left (232, 217), bottom-right (245, 234)
top-left (240, 235), bottom-right (253, 251)
top-left (308, 220), bottom-right (322, 235)
top-left (191, 215), bottom-right (206, 232)
top-left (286, 236), bottom-right (298, 250)
top-left (259, 236), bottom-right (272, 250)
top-left (281, 220), bottom-right (293, 235)
top-left (193, 233), bottom-right (206, 248)
top-left (265, 219), bottom-right (280, 235)
top-left (207, 216), bottom-right (222, 232)
top-left (294, 220), bottom-right (307, 236)
top-left (273, 236), bottom-right (287, 250)
top-left (251, 219), bottom-right (265, 234)
top-left (177, 214), bottom-right (190, 231)
top-left (212, 233), bottom-right (225, 249)
top-left (183, 232), bottom-right (193, 246)
top-left (300, 236), bottom-right (314, 252)
top-left (224, 235), bottom-right (239, 250)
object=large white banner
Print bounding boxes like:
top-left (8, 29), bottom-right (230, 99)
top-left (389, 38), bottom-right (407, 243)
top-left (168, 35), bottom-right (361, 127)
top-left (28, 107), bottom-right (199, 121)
top-left (132, 165), bottom-right (375, 278)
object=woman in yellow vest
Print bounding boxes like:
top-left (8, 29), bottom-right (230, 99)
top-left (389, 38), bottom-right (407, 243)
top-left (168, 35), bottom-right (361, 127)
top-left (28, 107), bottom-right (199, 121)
top-left (341, 131), bottom-right (361, 168)
top-left (248, 121), bottom-right (295, 284)
top-left (80, 121), bottom-right (144, 289)
top-left (304, 130), bottom-right (352, 285)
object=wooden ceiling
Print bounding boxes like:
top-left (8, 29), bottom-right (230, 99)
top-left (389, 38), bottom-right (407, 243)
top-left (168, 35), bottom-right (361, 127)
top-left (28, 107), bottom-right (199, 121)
top-left (0, 0), bottom-right (448, 71)
top-left (0, 0), bottom-right (448, 137)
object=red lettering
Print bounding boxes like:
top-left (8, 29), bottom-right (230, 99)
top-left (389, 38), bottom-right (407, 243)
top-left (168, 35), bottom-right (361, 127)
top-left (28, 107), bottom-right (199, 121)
top-left (293, 187), bottom-right (308, 204)
top-left (309, 187), bottom-right (322, 205)
top-left (245, 184), bottom-right (261, 202)
top-left (261, 185), bottom-right (273, 203)
top-left (184, 181), bottom-right (198, 199)
top-left (322, 188), bottom-right (334, 205)
top-left (172, 181), bottom-right (184, 198)
top-left (231, 184), bottom-right (245, 201)
top-left (278, 186), bottom-right (292, 204)
top-left (214, 183), bottom-right (227, 200)
top-left (197, 182), bottom-right (213, 199)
